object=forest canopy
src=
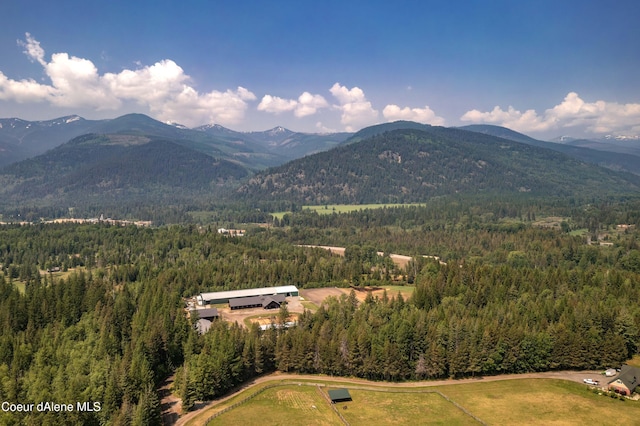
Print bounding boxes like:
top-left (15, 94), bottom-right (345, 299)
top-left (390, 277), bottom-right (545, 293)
top-left (0, 197), bottom-right (638, 424)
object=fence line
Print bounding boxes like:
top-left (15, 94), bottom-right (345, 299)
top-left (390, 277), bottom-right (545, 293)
top-left (203, 383), bottom-right (277, 424)
top-left (315, 384), bottom-right (350, 426)
top-left (200, 380), bottom-right (485, 426)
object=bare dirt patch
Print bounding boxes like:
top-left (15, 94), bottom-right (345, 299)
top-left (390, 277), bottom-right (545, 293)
top-left (218, 296), bottom-right (304, 328)
top-left (300, 288), bottom-right (349, 306)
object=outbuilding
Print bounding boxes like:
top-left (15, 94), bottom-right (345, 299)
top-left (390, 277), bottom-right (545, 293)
top-left (197, 285), bottom-right (299, 306)
top-left (229, 294), bottom-right (286, 310)
top-left (328, 388), bottom-right (352, 403)
top-left (190, 307), bottom-right (219, 321)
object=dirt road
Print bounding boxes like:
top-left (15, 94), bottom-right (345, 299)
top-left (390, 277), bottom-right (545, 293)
top-left (174, 369), bottom-right (601, 426)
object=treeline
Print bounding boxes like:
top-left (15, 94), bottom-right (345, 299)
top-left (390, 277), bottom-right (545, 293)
top-left (0, 269), bottom-right (190, 425)
top-left (273, 262), bottom-right (638, 381)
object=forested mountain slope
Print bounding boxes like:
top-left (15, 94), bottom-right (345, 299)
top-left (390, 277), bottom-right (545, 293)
top-left (461, 124), bottom-right (640, 175)
top-left (0, 133), bottom-right (248, 207)
top-left (238, 127), bottom-right (640, 204)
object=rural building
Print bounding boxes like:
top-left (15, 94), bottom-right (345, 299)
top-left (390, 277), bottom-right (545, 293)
top-left (190, 307), bottom-right (219, 321)
top-left (217, 228), bottom-right (246, 237)
top-left (229, 294), bottom-right (286, 310)
top-left (197, 285), bottom-right (299, 306)
top-left (608, 365), bottom-right (640, 395)
top-left (328, 388), bottom-right (352, 403)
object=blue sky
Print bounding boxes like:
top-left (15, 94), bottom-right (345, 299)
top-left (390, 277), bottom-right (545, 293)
top-left (0, 0), bottom-right (639, 138)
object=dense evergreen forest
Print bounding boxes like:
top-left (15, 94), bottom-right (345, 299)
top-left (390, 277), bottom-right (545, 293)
top-left (0, 196), bottom-right (639, 424)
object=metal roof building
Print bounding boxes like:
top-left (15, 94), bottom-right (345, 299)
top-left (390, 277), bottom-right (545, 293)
top-left (328, 388), bottom-right (352, 403)
top-left (197, 285), bottom-right (299, 306)
top-left (229, 294), bottom-right (286, 310)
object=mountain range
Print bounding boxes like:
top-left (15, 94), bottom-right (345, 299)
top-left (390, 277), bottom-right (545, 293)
top-left (0, 113), bottom-right (639, 216)
top-left (238, 125), bottom-right (640, 204)
top-left (0, 113), bottom-right (352, 169)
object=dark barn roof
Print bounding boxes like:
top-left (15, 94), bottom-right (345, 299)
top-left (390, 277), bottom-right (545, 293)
top-left (191, 307), bottom-right (219, 320)
top-left (608, 365), bottom-right (640, 393)
top-left (229, 294), bottom-right (286, 309)
top-left (328, 388), bottom-right (352, 403)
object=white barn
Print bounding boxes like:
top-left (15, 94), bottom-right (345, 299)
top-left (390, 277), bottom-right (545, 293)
top-left (197, 285), bottom-right (299, 306)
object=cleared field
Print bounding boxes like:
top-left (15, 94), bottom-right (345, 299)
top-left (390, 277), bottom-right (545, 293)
top-left (192, 377), bottom-right (639, 426)
top-left (302, 286), bottom-right (414, 306)
top-left (439, 378), bottom-right (639, 425)
top-left (208, 385), bottom-right (337, 425)
top-left (339, 389), bottom-right (478, 425)
top-left (272, 203), bottom-right (427, 219)
top-left (304, 203), bottom-right (426, 215)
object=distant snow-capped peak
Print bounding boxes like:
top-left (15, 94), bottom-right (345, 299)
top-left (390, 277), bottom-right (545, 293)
top-left (266, 126), bottom-right (291, 136)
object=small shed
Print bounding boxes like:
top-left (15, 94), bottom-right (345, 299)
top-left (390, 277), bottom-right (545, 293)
top-left (328, 388), bottom-right (352, 403)
top-left (605, 368), bottom-right (617, 377)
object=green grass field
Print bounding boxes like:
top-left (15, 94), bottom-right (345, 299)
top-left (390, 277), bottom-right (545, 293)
top-left (208, 385), bottom-right (336, 425)
top-left (198, 378), bottom-right (638, 426)
top-left (339, 389), bottom-right (478, 425)
top-left (439, 379), bottom-right (638, 425)
top-left (272, 203), bottom-right (427, 219)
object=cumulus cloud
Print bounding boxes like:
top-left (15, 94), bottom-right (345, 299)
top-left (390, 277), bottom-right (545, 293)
top-left (0, 33), bottom-right (256, 126)
top-left (257, 91), bottom-right (328, 117)
top-left (329, 83), bottom-right (379, 131)
top-left (18, 32), bottom-right (46, 66)
top-left (461, 92), bottom-right (640, 136)
top-left (295, 92), bottom-right (329, 117)
top-left (0, 72), bottom-right (54, 103)
top-left (383, 104), bottom-right (445, 126)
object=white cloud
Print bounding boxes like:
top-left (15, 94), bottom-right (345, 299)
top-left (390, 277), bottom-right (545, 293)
top-left (0, 33), bottom-right (256, 127)
top-left (0, 72), bottom-right (55, 103)
top-left (257, 91), bottom-right (328, 117)
top-left (329, 83), bottom-right (379, 131)
top-left (461, 92), bottom-right (640, 136)
top-left (383, 104), bottom-right (445, 126)
top-left (257, 95), bottom-right (297, 114)
top-left (295, 92), bottom-right (328, 117)
top-left (18, 32), bottom-right (46, 66)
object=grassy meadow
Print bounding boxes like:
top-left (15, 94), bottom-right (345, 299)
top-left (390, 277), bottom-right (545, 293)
top-left (198, 378), bottom-right (638, 426)
top-left (272, 203), bottom-right (427, 219)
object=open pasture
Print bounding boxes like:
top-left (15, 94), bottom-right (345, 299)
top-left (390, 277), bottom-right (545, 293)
top-left (201, 378), bottom-right (638, 426)
top-left (272, 203), bottom-right (427, 219)
top-left (439, 379), bottom-right (639, 425)
top-left (303, 203), bottom-right (427, 215)
top-left (207, 385), bottom-right (336, 425)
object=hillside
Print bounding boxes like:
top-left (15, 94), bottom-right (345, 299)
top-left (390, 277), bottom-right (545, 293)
top-left (0, 133), bottom-right (247, 207)
top-left (0, 116), bottom-right (101, 167)
top-left (197, 124), bottom-right (351, 160)
top-left (460, 124), bottom-right (640, 175)
top-left (238, 127), bottom-right (640, 204)
top-left (0, 113), bottom-right (353, 170)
